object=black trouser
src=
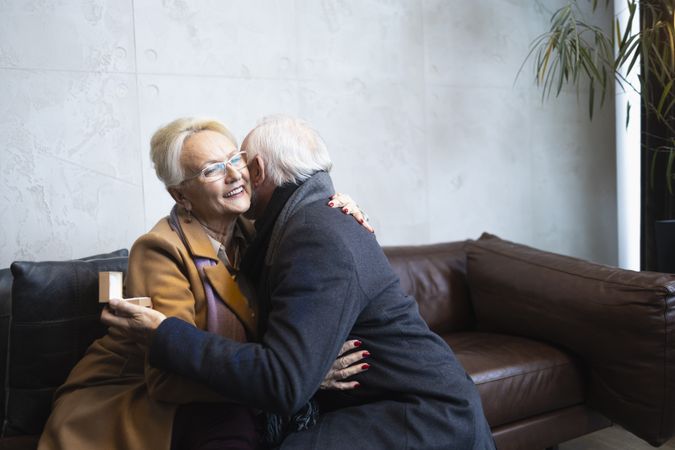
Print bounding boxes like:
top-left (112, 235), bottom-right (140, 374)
top-left (171, 402), bottom-right (259, 450)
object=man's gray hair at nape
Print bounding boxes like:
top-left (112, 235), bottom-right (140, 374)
top-left (243, 114), bottom-right (333, 186)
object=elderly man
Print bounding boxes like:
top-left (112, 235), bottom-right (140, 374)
top-left (103, 115), bottom-right (495, 449)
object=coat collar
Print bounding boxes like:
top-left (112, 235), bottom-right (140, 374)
top-left (174, 207), bottom-right (219, 260)
top-left (265, 171), bottom-right (334, 265)
top-left (175, 207), bottom-right (254, 263)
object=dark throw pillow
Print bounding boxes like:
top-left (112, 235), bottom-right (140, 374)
top-left (3, 249), bottom-right (128, 437)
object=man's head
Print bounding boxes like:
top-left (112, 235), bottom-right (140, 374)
top-left (242, 115), bottom-right (332, 219)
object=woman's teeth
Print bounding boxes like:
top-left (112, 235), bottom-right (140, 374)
top-left (224, 186), bottom-right (244, 198)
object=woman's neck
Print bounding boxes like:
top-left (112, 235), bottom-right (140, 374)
top-left (195, 215), bottom-right (237, 246)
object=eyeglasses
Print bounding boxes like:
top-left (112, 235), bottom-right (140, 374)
top-left (182, 151), bottom-right (248, 184)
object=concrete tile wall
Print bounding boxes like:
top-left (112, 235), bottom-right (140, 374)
top-left (0, 0), bottom-right (617, 267)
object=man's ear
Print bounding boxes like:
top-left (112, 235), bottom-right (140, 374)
top-left (249, 155), bottom-right (267, 188)
top-left (168, 186), bottom-right (191, 210)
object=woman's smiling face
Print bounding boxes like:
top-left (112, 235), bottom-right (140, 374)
top-left (177, 129), bottom-right (251, 224)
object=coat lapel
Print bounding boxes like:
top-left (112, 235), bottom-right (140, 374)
top-left (177, 209), bottom-right (258, 337)
top-left (176, 209), bottom-right (217, 260)
top-left (203, 265), bottom-right (258, 337)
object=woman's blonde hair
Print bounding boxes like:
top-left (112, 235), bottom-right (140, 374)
top-left (150, 117), bottom-right (238, 187)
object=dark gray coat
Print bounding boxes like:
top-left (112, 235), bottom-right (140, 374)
top-left (150, 172), bottom-right (494, 450)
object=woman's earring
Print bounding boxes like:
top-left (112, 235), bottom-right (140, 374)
top-left (185, 208), bottom-right (192, 223)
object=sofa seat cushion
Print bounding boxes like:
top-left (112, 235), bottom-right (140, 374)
top-left (444, 332), bottom-right (585, 428)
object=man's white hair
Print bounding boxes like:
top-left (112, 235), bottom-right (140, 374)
top-left (244, 114), bottom-right (332, 186)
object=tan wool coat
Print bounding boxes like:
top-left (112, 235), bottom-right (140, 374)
top-left (38, 210), bottom-right (256, 450)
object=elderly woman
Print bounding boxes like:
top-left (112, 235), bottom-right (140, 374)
top-left (38, 118), bottom-right (369, 450)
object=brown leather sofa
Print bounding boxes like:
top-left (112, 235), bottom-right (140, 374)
top-left (385, 234), bottom-right (675, 449)
top-left (1, 234), bottom-right (674, 449)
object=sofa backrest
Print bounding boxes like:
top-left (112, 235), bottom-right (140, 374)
top-left (383, 241), bottom-right (474, 334)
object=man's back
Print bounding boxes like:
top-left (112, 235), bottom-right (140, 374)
top-left (261, 172), bottom-right (494, 449)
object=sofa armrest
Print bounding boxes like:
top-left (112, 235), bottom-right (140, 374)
top-left (465, 234), bottom-right (675, 446)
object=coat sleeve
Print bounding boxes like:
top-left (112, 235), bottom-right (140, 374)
top-left (126, 231), bottom-right (227, 404)
top-left (149, 220), bottom-right (364, 415)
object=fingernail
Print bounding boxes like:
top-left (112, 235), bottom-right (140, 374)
top-left (328, 202), bottom-right (334, 207)
top-left (342, 207), bottom-right (348, 213)
top-left (362, 351), bottom-right (370, 358)
top-left (358, 218), bottom-right (364, 224)
top-left (354, 382), bottom-right (361, 388)
top-left (353, 340), bottom-right (362, 347)
top-left (361, 364), bottom-right (370, 370)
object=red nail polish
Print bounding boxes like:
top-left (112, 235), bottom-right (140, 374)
top-left (353, 340), bottom-right (362, 347)
top-left (361, 364), bottom-right (370, 370)
top-left (328, 202), bottom-right (334, 207)
top-left (354, 382), bottom-right (361, 388)
top-left (342, 207), bottom-right (348, 213)
top-left (358, 218), bottom-right (364, 223)
top-left (362, 351), bottom-right (370, 357)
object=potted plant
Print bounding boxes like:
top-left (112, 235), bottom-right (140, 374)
top-left (523, 0), bottom-right (675, 271)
